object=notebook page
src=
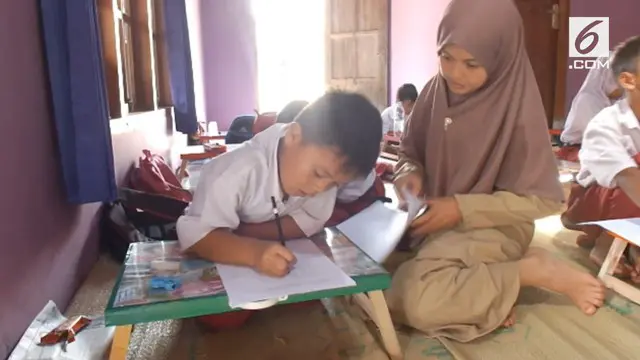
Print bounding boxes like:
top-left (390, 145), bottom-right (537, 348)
top-left (216, 239), bottom-right (356, 308)
top-left (336, 202), bottom-right (409, 263)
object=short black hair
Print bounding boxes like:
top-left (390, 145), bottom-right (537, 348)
top-left (294, 91), bottom-right (382, 177)
top-left (396, 83), bottom-right (418, 102)
top-left (277, 100), bottom-right (309, 124)
top-left (611, 35), bottom-right (640, 77)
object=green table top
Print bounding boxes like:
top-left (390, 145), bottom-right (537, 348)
top-left (104, 229), bottom-right (391, 326)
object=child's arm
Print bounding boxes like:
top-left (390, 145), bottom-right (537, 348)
top-left (235, 216), bottom-right (306, 240)
top-left (176, 160), bottom-right (294, 276)
top-left (187, 229), bottom-right (293, 277)
top-left (236, 188), bottom-right (338, 240)
top-left (616, 168), bottom-right (640, 206)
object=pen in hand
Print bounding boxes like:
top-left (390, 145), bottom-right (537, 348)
top-left (270, 196), bottom-right (286, 247)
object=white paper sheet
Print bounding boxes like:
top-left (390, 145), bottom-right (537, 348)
top-left (216, 239), bottom-right (356, 308)
top-left (336, 192), bottom-right (427, 263)
top-left (403, 189), bottom-right (428, 222)
top-left (579, 217), bottom-right (640, 246)
top-left (8, 301), bottom-right (114, 360)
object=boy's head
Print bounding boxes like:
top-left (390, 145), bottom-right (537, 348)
top-left (396, 83), bottom-right (419, 115)
top-left (279, 91), bottom-right (382, 197)
top-left (611, 35), bottom-right (640, 96)
top-left (276, 100), bottom-right (309, 124)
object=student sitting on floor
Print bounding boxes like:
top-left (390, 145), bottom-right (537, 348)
top-left (381, 83), bottom-right (418, 135)
top-left (274, 99), bottom-right (386, 226)
top-left (177, 91), bottom-right (382, 277)
top-left (561, 35), bottom-right (640, 282)
top-left (556, 53), bottom-right (623, 162)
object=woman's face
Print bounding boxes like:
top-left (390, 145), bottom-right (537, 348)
top-left (439, 44), bottom-right (488, 95)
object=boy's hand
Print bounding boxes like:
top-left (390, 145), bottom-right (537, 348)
top-left (252, 242), bottom-right (296, 277)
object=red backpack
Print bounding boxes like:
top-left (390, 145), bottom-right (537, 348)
top-left (252, 110), bottom-right (277, 134)
top-left (130, 150), bottom-right (192, 203)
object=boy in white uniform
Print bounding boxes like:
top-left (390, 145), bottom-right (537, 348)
top-left (556, 53), bottom-right (622, 162)
top-left (561, 36), bottom-right (640, 281)
top-left (177, 92), bottom-right (382, 277)
top-left (275, 99), bottom-right (378, 202)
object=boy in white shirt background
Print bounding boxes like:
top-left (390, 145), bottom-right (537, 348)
top-left (562, 35), bottom-right (640, 282)
top-left (381, 83), bottom-right (418, 135)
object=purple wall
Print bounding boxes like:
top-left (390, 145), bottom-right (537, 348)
top-left (566, 0), bottom-right (640, 110)
top-left (200, 0), bottom-right (258, 130)
top-left (0, 2), bottom-right (101, 356)
top-left (1, 2), bottom-right (186, 356)
top-left (389, 0), bottom-right (450, 104)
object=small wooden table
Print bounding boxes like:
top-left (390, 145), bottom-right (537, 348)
top-left (599, 232), bottom-right (640, 304)
top-left (177, 145), bottom-right (226, 182)
top-left (105, 230), bottom-right (402, 360)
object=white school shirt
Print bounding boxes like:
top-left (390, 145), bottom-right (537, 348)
top-left (336, 170), bottom-right (376, 202)
top-left (561, 54), bottom-right (619, 144)
top-left (576, 98), bottom-right (640, 189)
top-left (381, 103), bottom-right (404, 134)
top-left (176, 124), bottom-right (337, 250)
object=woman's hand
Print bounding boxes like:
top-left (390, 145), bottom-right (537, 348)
top-left (408, 197), bottom-right (462, 239)
top-left (393, 168), bottom-right (423, 204)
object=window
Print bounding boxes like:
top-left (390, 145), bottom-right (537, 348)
top-left (97, 0), bottom-right (171, 119)
top-left (252, 0), bottom-right (326, 113)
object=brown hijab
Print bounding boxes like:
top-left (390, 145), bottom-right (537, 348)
top-left (399, 0), bottom-right (564, 202)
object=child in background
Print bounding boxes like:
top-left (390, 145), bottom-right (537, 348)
top-left (561, 36), bottom-right (640, 281)
top-left (381, 83), bottom-right (418, 135)
top-left (274, 100), bottom-right (386, 226)
top-left (177, 91), bottom-right (382, 277)
top-left (557, 53), bottom-right (623, 162)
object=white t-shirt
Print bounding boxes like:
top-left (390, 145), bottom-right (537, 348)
top-left (577, 98), bottom-right (640, 189)
top-left (336, 170), bottom-right (376, 202)
top-left (381, 102), bottom-right (404, 134)
top-left (177, 124), bottom-right (337, 249)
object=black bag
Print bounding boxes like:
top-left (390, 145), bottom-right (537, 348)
top-left (224, 115), bottom-right (255, 144)
top-left (101, 188), bottom-right (189, 262)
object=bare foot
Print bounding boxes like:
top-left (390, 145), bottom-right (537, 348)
top-left (502, 308), bottom-right (516, 327)
top-left (519, 247), bottom-right (606, 315)
top-left (590, 239), bottom-right (631, 277)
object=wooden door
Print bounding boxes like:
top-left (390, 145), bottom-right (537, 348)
top-left (514, 0), bottom-right (560, 127)
top-left (325, 0), bottom-right (389, 110)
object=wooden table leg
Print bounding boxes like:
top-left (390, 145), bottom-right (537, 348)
top-left (108, 325), bottom-right (133, 360)
top-left (597, 237), bottom-right (640, 304)
top-left (177, 160), bottom-right (188, 182)
top-left (353, 290), bottom-right (403, 360)
top-left (598, 236), bottom-right (627, 279)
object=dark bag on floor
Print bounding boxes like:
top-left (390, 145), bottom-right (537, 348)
top-left (101, 188), bottom-right (189, 262)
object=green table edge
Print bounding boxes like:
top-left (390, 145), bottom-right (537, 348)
top-left (104, 266), bottom-right (391, 326)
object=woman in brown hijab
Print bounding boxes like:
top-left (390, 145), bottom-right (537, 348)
top-left (385, 0), bottom-right (606, 342)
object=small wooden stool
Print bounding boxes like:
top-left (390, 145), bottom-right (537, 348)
top-left (599, 231), bottom-right (640, 304)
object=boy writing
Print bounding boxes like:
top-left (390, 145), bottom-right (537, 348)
top-left (177, 92), bottom-right (382, 277)
top-left (561, 36), bottom-right (640, 281)
top-left (274, 99), bottom-right (386, 225)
